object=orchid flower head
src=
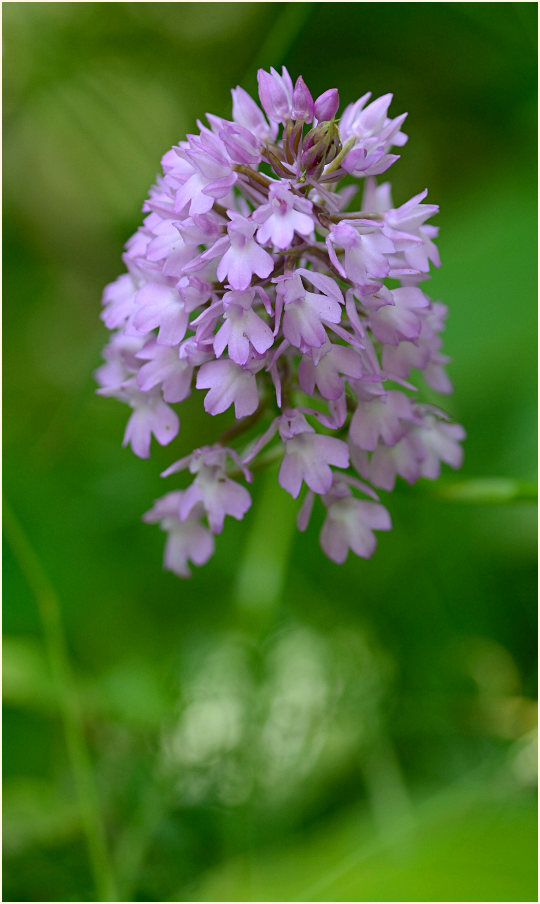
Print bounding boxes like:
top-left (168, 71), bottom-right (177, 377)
top-left (98, 66), bottom-right (463, 578)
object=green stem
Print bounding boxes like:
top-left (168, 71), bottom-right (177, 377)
top-left (211, 201), bottom-right (229, 219)
top-left (3, 500), bottom-right (118, 902)
top-left (233, 466), bottom-right (297, 624)
top-left (332, 210), bottom-right (384, 222)
top-left (233, 163), bottom-right (273, 190)
top-left (432, 477), bottom-right (537, 504)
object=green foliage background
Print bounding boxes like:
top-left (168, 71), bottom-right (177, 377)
top-left (3, 3), bottom-right (537, 901)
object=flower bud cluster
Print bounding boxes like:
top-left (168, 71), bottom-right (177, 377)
top-left (97, 66), bottom-right (464, 578)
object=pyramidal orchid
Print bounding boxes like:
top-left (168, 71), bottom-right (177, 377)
top-left (97, 66), bottom-right (464, 578)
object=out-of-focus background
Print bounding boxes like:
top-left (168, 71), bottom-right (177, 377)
top-left (3, 3), bottom-right (537, 901)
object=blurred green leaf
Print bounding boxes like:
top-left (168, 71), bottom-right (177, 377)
top-left (3, 636), bottom-right (57, 712)
top-left (3, 778), bottom-right (82, 855)
top-left (192, 771), bottom-right (537, 902)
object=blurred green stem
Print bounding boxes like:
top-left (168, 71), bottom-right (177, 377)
top-left (113, 779), bottom-right (165, 902)
top-left (359, 734), bottom-right (414, 841)
top-left (250, 2), bottom-right (315, 72)
top-left (233, 466), bottom-right (298, 626)
top-left (3, 501), bottom-right (118, 902)
top-left (433, 477), bottom-right (537, 504)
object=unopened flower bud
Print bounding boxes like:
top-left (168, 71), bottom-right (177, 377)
top-left (292, 76), bottom-right (314, 122)
top-left (302, 120), bottom-right (342, 176)
top-left (314, 88), bottom-right (339, 122)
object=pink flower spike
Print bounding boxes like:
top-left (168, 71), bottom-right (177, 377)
top-left (99, 67), bottom-right (463, 578)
